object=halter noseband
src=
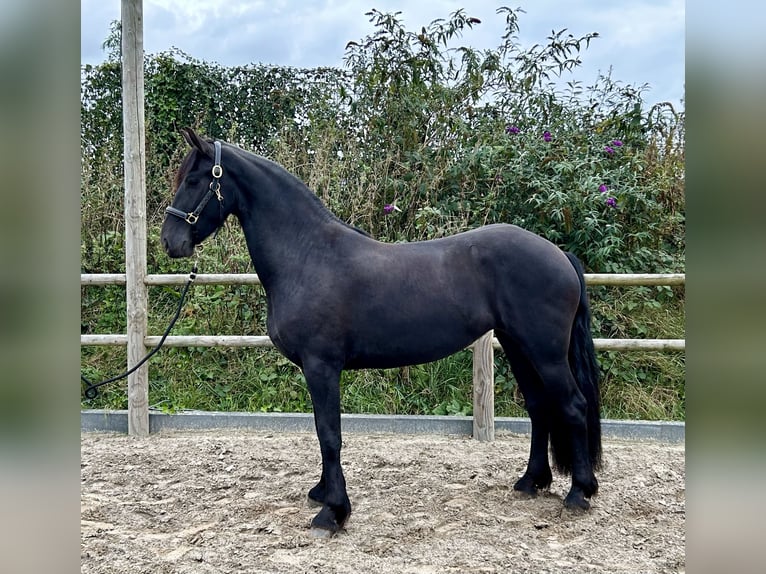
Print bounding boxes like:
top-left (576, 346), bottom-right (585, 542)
top-left (165, 140), bottom-right (224, 225)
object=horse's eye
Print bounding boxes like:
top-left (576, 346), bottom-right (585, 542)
top-left (185, 178), bottom-right (200, 187)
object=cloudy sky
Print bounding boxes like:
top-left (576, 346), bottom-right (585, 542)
top-left (81, 0), bottom-right (684, 108)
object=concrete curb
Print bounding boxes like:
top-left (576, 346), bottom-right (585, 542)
top-left (81, 410), bottom-right (684, 443)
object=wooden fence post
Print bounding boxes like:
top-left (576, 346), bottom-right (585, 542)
top-left (472, 330), bottom-right (494, 441)
top-left (122, 0), bottom-right (149, 436)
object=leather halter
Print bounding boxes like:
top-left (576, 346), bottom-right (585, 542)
top-left (165, 140), bottom-right (223, 225)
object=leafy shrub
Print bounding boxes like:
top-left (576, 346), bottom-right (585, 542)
top-left (81, 7), bottom-right (684, 419)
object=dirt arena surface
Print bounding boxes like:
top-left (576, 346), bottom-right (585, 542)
top-left (81, 430), bottom-right (684, 573)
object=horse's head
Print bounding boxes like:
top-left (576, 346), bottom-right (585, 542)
top-left (161, 128), bottom-right (231, 258)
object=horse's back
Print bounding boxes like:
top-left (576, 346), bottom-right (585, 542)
top-left (335, 222), bottom-right (577, 317)
top-left (419, 223), bottom-right (577, 287)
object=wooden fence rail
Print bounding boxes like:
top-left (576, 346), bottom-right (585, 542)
top-left (81, 273), bottom-right (685, 440)
top-left (79, 334), bottom-right (685, 352)
top-left (81, 273), bottom-right (686, 286)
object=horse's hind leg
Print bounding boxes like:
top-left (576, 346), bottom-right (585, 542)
top-left (498, 333), bottom-right (597, 510)
top-left (302, 357), bottom-right (352, 536)
top-left (533, 357), bottom-right (598, 510)
top-left (497, 333), bottom-right (552, 496)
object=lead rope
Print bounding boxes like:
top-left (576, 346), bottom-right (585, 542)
top-left (81, 262), bottom-right (199, 399)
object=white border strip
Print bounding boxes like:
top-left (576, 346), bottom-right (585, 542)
top-left (81, 410), bottom-right (684, 443)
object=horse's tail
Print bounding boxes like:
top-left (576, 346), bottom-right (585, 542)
top-left (550, 252), bottom-right (602, 473)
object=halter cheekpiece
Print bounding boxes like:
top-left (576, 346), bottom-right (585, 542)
top-left (165, 140), bottom-right (224, 225)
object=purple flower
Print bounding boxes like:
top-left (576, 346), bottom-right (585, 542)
top-left (543, 130), bottom-right (552, 142)
top-left (505, 124), bottom-right (520, 134)
top-left (383, 203), bottom-right (401, 214)
top-left (598, 184), bottom-right (609, 193)
top-left (611, 139), bottom-right (623, 147)
top-left (604, 145), bottom-right (615, 154)
top-left (606, 197), bottom-right (617, 208)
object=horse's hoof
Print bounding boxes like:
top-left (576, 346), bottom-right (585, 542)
top-left (513, 488), bottom-right (538, 500)
top-left (310, 504), bottom-right (351, 536)
top-left (514, 475), bottom-right (548, 497)
top-left (310, 527), bottom-right (336, 539)
top-left (563, 491), bottom-right (591, 512)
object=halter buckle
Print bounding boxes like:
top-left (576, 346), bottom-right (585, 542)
top-left (210, 180), bottom-right (223, 202)
top-left (185, 213), bottom-right (199, 225)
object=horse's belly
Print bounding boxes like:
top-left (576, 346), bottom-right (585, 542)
top-left (344, 312), bottom-right (488, 369)
top-left (345, 344), bottom-right (470, 370)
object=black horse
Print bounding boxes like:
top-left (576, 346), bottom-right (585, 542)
top-left (161, 128), bottom-right (602, 536)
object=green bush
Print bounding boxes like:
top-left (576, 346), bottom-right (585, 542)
top-left (81, 7), bottom-right (684, 420)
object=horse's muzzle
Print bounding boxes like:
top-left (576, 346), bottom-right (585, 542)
top-left (162, 235), bottom-right (195, 258)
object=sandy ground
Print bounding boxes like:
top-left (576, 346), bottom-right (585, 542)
top-left (81, 430), bottom-right (684, 573)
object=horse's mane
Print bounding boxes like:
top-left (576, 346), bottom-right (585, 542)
top-left (173, 149), bottom-right (197, 194)
top-left (299, 179), bottom-right (371, 238)
top-left (174, 140), bottom-right (370, 238)
top-left (237, 146), bottom-right (371, 238)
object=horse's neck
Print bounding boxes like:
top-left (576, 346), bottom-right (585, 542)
top-left (232, 159), bottom-right (333, 290)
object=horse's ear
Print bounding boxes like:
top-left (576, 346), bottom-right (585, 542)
top-left (180, 127), bottom-right (214, 158)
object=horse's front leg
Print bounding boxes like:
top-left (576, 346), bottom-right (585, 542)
top-left (302, 358), bottom-right (351, 536)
